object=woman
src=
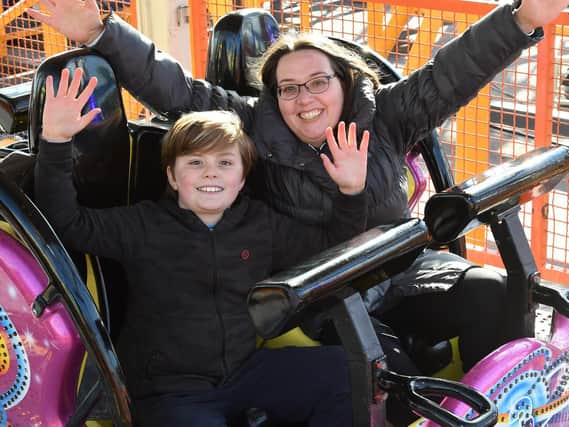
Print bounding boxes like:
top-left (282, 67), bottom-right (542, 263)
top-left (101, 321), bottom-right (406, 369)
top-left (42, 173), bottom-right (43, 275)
top-left (28, 0), bottom-right (567, 410)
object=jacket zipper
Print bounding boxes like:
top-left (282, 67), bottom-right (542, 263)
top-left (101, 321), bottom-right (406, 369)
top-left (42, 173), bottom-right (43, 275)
top-left (210, 229), bottom-right (229, 378)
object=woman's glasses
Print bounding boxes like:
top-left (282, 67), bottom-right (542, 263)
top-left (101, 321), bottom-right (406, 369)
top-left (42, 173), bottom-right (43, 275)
top-left (277, 74), bottom-right (337, 100)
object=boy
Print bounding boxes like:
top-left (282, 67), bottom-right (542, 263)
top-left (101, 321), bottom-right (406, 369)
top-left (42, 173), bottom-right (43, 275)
top-left (35, 68), bottom-right (369, 426)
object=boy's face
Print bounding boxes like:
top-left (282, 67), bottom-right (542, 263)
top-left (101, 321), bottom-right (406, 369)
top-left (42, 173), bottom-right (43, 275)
top-left (167, 143), bottom-right (245, 225)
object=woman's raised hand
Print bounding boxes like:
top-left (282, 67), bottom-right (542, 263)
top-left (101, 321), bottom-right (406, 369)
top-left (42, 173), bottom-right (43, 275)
top-left (41, 68), bottom-right (101, 143)
top-left (26, 0), bottom-right (104, 45)
top-left (514, 0), bottom-right (568, 34)
top-left (321, 122), bottom-right (369, 195)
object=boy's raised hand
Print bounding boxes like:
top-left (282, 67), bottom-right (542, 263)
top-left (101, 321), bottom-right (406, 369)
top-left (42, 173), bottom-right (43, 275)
top-left (41, 68), bottom-right (101, 143)
top-left (321, 122), bottom-right (369, 195)
top-left (26, 0), bottom-right (104, 45)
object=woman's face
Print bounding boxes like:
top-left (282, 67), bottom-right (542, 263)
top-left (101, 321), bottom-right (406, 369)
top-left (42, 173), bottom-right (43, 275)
top-left (276, 49), bottom-right (344, 147)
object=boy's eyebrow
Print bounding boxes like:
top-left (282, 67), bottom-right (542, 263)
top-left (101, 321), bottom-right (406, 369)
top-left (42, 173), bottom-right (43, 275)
top-left (188, 150), bottom-right (239, 157)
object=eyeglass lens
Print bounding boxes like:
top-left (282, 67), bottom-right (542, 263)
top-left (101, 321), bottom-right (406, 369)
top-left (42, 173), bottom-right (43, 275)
top-left (278, 75), bottom-right (335, 100)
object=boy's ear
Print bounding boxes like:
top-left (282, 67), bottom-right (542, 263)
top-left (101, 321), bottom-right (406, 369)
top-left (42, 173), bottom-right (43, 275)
top-left (166, 166), bottom-right (178, 191)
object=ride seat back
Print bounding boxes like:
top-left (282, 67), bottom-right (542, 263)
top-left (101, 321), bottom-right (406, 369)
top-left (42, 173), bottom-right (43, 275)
top-left (29, 48), bottom-right (132, 334)
top-left (128, 119), bottom-right (170, 203)
top-left (29, 49), bottom-right (131, 209)
top-left (0, 80), bottom-right (31, 134)
top-left (27, 49), bottom-right (133, 423)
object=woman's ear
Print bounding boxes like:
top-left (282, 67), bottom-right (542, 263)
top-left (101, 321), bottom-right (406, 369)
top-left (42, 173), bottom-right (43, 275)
top-left (166, 166), bottom-right (178, 191)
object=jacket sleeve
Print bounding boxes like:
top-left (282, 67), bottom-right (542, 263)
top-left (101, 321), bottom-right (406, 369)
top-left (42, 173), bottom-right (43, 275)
top-left (34, 140), bottom-right (143, 261)
top-left (376, 3), bottom-right (542, 154)
top-left (92, 13), bottom-right (255, 127)
top-left (270, 191), bottom-right (368, 271)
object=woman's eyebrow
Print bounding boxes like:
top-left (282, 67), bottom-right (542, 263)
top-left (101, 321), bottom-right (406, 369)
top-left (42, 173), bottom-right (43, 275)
top-left (278, 71), bottom-right (332, 84)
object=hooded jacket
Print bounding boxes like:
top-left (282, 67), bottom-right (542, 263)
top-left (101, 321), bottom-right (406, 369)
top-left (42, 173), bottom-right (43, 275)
top-left (34, 140), bottom-right (367, 398)
top-left (93, 4), bottom-right (541, 228)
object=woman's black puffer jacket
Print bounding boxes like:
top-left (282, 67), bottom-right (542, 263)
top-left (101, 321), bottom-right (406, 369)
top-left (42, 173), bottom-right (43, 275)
top-left (92, 4), bottom-right (540, 228)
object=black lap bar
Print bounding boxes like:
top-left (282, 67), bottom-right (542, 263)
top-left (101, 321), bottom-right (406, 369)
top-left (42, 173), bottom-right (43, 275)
top-left (425, 145), bottom-right (569, 244)
top-left (247, 219), bottom-right (429, 339)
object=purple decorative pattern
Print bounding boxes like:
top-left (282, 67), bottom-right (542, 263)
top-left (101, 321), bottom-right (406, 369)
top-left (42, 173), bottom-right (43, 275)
top-left (0, 229), bottom-right (84, 426)
top-left (416, 318), bottom-right (569, 426)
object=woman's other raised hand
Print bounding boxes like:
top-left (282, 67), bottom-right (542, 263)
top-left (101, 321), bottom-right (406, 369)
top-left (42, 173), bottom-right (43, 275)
top-left (514, 0), bottom-right (568, 34)
top-left (26, 0), bottom-right (104, 45)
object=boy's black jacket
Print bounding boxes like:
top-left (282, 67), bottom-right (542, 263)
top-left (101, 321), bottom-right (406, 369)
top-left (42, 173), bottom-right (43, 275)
top-left (35, 140), bottom-right (367, 399)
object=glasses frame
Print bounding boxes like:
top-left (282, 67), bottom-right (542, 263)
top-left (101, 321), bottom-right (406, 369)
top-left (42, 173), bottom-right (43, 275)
top-left (277, 74), bottom-right (337, 100)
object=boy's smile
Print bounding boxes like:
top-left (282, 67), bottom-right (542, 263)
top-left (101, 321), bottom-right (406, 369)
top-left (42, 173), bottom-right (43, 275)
top-left (197, 186), bottom-right (223, 192)
top-left (167, 144), bottom-right (245, 225)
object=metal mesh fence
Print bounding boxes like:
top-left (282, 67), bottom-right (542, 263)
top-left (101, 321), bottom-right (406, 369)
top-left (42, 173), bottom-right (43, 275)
top-left (0, 0), bottom-right (141, 118)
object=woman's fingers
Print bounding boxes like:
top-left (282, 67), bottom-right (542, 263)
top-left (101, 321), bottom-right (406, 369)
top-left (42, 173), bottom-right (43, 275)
top-left (360, 130), bottom-right (370, 156)
top-left (325, 126), bottom-right (340, 156)
top-left (347, 122), bottom-right (356, 147)
top-left (320, 153), bottom-right (332, 171)
top-left (86, 0), bottom-right (100, 12)
top-left (337, 121), bottom-right (347, 149)
top-left (327, 122), bottom-right (368, 170)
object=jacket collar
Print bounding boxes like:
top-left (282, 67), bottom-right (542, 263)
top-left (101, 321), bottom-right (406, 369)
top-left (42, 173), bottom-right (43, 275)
top-left (159, 195), bottom-right (251, 232)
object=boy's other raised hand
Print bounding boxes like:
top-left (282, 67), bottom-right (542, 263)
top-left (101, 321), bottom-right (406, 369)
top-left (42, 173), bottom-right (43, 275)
top-left (321, 122), bottom-right (369, 195)
top-left (26, 0), bottom-right (104, 45)
top-left (41, 68), bottom-right (101, 143)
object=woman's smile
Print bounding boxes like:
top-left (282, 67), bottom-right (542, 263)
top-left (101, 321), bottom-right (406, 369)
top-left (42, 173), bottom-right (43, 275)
top-left (299, 109), bottom-right (323, 120)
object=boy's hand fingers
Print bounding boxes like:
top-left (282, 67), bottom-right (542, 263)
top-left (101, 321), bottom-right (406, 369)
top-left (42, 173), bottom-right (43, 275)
top-left (45, 75), bottom-right (55, 100)
top-left (76, 76), bottom-right (98, 105)
top-left (68, 68), bottom-right (84, 98)
top-left (80, 108), bottom-right (101, 129)
top-left (57, 68), bottom-right (70, 97)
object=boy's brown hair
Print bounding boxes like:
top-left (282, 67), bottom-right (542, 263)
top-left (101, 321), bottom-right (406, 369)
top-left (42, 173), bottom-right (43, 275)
top-left (161, 110), bottom-right (257, 177)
